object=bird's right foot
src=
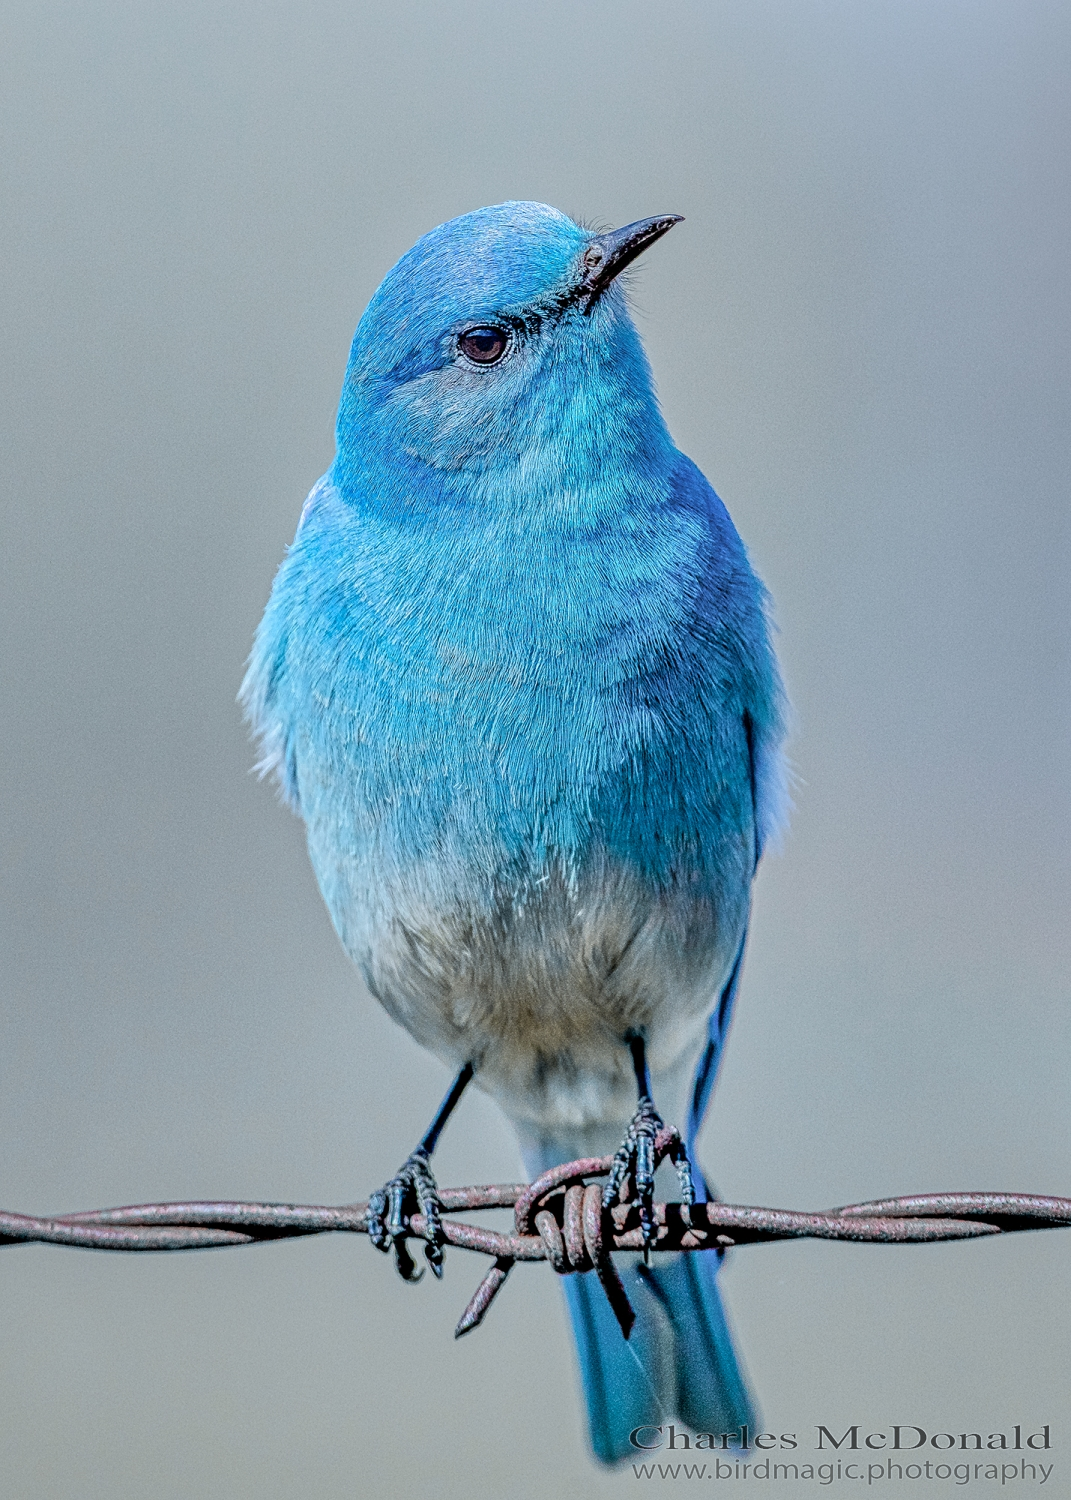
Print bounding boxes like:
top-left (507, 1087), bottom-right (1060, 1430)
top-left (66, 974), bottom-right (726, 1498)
top-left (366, 1148), bottom-right (445, 1282)
top-left (364, 1062), bottom-right (476, 1281)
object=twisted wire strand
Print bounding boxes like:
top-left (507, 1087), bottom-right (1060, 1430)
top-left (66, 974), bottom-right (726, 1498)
top-left (4, 1137), bottom-right (1069, 1339)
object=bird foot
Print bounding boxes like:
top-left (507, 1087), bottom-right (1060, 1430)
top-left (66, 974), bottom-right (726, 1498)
top-left (366, 1148), bottom-right (445, 1281)
top-left (602, 1099), bottom-right (696, 1257)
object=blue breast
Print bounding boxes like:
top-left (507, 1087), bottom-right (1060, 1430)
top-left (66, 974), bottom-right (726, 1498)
top-left (243, 448), bottom-right (786, 939)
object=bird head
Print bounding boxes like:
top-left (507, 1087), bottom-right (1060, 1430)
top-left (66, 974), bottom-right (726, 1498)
top-left (332, 202), bottom-right (682, 503)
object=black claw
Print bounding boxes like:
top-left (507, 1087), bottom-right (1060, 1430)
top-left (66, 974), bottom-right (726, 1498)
top-left (603, 1099), bottom-right (696, 1259)
top-left (365, 1148), bottom-right (446, 1281)
top-left (671, 1140), bottom-right (697, 1214)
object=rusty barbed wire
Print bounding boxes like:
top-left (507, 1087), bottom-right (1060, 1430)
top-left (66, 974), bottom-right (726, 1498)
top-left (3, 1126), bottom-right (1068, 1340)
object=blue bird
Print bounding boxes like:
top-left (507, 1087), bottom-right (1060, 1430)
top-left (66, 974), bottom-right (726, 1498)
top-left (241, 201), bottom-right (788, 1464)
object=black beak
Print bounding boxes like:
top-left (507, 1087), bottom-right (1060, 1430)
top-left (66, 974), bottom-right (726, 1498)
top-left (577, 215), bottom-right (683, 310)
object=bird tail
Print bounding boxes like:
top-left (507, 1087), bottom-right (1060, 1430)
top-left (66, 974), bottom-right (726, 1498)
top-left (519, 1129), bottom-right (756, 1465)
top-left (562, 1246), bottom-right (755, 1464)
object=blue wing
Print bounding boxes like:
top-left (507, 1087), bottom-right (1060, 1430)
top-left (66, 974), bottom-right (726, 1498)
top-left (685, 664), bottom-right (768, 1187)
top-left (685, 920), bottom-right (749, 1183)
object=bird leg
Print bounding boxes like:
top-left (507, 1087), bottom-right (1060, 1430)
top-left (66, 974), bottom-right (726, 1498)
top-left (366, 1060), bottom-right (474, 1282)
top-left (602, 1032), bottom-right (695, 1258)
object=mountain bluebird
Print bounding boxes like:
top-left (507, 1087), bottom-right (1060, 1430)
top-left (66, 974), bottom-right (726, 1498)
top-left (242, 201), bottom-right (788, 1464)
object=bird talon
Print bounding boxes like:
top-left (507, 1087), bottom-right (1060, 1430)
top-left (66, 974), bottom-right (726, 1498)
top-left (602, 1099), bottom-right (697, 1259)
top-left (366, 1148), bottom-right (445, 1280)
top-left (603, 1098), bottom-right (662, 1257)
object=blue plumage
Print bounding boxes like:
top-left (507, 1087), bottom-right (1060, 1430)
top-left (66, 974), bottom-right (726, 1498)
top-left (242, 201), bottom-right (788, 1464)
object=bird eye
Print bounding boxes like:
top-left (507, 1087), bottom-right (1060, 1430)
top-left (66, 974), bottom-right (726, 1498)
top-left (459, 326), bottom-right (509, 364)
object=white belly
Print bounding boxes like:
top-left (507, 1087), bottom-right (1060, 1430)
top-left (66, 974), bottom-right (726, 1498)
top-left (341, 848), bottom-right (749, 1135)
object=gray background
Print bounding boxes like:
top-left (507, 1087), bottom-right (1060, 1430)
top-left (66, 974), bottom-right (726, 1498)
top-left (1, 2), bottom-right (1068, 1495)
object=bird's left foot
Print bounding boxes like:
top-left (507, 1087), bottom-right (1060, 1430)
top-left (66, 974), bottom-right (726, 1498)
top-left (602, 1100), bottom-right (696, 1256)
top-left (366, 1148), bottom-right (445, 1281)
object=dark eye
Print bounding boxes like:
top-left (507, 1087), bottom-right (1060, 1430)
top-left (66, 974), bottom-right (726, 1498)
top-left (459, 326), bottom-right (508, 364)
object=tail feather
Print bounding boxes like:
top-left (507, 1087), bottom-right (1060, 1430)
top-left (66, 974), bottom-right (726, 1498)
top-left (643, 1250), bottom-right (755, 1436)
top-left (563, 1260), bottom-right (675, 1465)
top-left (562, 1248), bottom-right (756, 1465)
top-left (518, 1120), bottom-right (755, 1465)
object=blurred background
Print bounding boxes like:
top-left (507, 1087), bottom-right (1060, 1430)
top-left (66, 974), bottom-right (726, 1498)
top-left (1, 2), bottom-right (1068, 1495)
